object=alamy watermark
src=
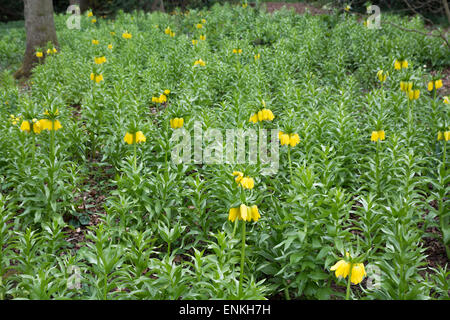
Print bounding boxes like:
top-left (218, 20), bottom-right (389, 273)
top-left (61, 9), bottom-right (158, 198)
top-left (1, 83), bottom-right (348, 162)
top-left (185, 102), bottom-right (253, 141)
top-left (170, 122), bottom-right (280, 175)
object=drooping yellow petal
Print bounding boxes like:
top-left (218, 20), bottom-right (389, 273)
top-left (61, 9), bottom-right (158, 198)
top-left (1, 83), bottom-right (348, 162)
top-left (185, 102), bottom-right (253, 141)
top-left (257, 110), bottom-right (263, 122)
top-left (135, 131), bottom-right (146, 143)
top-left (20, 121), bottom-right (31, 132)
top-left (371, 131), bottom-right (379, 142)
top-left (330, 260), bottom-right (350, 279)
top-left (33, 120), bottom-right (42, 134)
top-left (428, 81), bottom-right (434, 91)
top-left (289, 133), bottom-right (300, 147)
top-left (239, 204), bottom-right (247, 221)
top-left (377, 130), bottom-right (385, 141)
top-left (250, 205), bottom-right (260, 222)
top-left (53, 120), bottom-right (62, 131)
top-left (435, 79), bottom-right (443, 89)
top-left (280, 134), bottom-right (290, 146)
top-left (228, 207), bottom-right (239, 222)
top-left (124, 132), bottom-right (133, 144)
top-left (445, 131), bottom-right (450, 141)
top-left (262, 109), bottom-right (269, 121)
top-left (350, 263), bottom-right (366, 284)
top-left (394, 60), bottom-right (401, 70)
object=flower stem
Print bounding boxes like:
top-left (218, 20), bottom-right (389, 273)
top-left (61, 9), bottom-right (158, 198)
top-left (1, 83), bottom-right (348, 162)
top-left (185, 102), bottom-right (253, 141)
top-left (48, 122), bottom-right (56, 217)
top-left (287, 146), bottom-right (293, 182)
top-left (376, 139), bottom-right (380, 196)
top-left (133, 140), bottom-right (137, 171)
top-left (238, 221), bottom-right (246, 299)
top-left (345, 263), bottom-right (353, 300)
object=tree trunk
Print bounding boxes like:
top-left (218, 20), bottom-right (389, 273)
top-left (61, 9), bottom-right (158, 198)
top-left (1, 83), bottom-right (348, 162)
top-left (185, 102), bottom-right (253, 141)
top-left (14, 0), bottom-right (59, 79)
top-left (443, 0), bottom-right (450, 24)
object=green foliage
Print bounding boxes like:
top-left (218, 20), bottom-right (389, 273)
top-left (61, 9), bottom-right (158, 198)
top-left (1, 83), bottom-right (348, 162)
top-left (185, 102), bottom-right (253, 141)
top-left (0, 3), bottom-right (448, 300)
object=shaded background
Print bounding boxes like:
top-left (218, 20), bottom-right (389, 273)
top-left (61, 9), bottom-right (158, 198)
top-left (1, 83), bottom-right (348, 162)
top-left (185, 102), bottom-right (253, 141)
top-left (0, 0), bottom-right (448, 23)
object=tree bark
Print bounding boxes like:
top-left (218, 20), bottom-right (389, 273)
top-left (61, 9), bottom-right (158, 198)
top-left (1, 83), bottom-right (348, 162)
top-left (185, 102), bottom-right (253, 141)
top-left (443, 0), bottom-right (450, 24)
top-left (14, 0), bottom-right (59, 79)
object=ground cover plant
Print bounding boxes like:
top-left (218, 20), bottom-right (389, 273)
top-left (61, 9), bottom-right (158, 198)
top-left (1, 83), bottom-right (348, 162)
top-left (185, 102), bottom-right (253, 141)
top-left (0, 2), bottom-right (449, 300)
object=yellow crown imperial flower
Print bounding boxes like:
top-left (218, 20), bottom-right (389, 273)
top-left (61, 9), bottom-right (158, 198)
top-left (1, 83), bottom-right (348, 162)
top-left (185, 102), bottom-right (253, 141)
top-left (87, 11), bottom-right (93, 17)
top-left (428, 79), bottom-right (443, 91)
top-left (196, 23), bottom-right (203, 29)
top-left (254, 53), bottom-right (260, 60)
top-left (39, 119), bottom-right (62, 131)
top-left (164, 27), bottom-right (171, 34)
top-left (400, 81), bottom-right (413, 92)
top-left (92, 39), bottom-right (99, 45)
top-left (90, 73), bottom-right (104, 83)
top-left (159, 94), bottom-right (167, 103)
top-left (371, 130), bottom-right (385, 142)
top-left (228, 204), bottom-right (260, 222)
top-left (124, 131), bottom-right (146, 144)
top-left (94, 56), bottom-right (107, 64)
top-left (437, 131), bottom-right (443, 141)
top-left (91, 18), bottom-right (97, 23)
top-left (279, 132), bottom-right (300, 147)
top-left (377, 70), bottom-right (388, 82)
top-left (108, 44), bottom-right (113, 50)
top-left (444, 96), bottom-right (449, 104)
top-left (200, 35), bottom-right (206, 41)
top-left (232, 171), bottom-right (244, 184)
top-left (194, 59), bottom-right (206, 66)
top-left (122, 31), bottom-right (132, 39)
top-left (170, 117), bottom-right (184, 129)
top-left (407, 89), bottom-right (420, 100)
top-left (164, 89), bottom-right (170, 95)
top-left (394, 59), bottom-right (408, 70)
top-left (36, 51), bottom-right (43, 58)
top-left (240, 177), bottom-right (255, 189)
top-left (192, 39), bottom-right (198, 45)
